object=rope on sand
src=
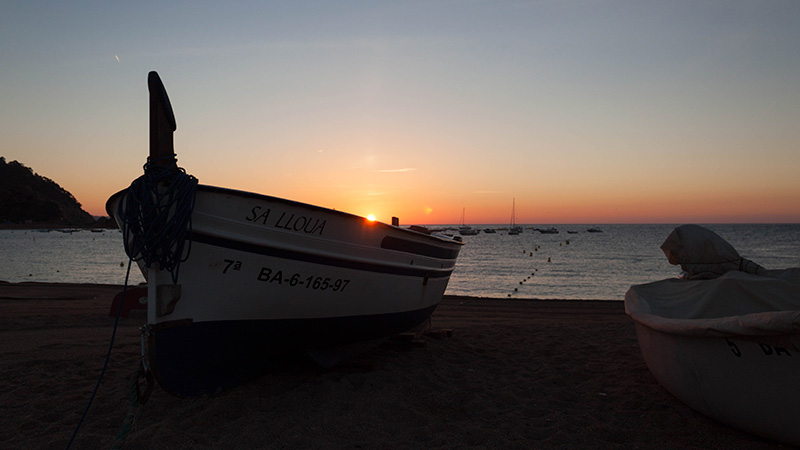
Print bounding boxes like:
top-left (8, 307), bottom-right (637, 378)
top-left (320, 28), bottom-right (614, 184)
top-left (65, 261), bottom-right (134, 450)
top-left (110, 365), bottom-right (153, 450)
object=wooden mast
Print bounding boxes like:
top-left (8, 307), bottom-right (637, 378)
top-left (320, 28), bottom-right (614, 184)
top-left (148, 71), bottom-right (177, 168)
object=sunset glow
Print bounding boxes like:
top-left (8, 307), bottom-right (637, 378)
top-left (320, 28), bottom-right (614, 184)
top-left (2, 2), bottom-right (799, 224)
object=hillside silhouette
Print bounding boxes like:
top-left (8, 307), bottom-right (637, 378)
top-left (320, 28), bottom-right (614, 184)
top-left (0, 157), bottom-right (102, 227)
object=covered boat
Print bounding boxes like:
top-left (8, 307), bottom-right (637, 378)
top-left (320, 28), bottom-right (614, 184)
top-left (107, 72), bottom-right (463, 398)
top-left (625, 225), bottom-right (800, 446)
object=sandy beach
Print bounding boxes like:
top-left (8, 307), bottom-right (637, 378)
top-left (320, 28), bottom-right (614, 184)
top-left (0, 282), bottom-right (786, 449)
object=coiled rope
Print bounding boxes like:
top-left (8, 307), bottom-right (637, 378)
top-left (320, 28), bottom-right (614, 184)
top-left (117, 156), bottom-right (198, 283)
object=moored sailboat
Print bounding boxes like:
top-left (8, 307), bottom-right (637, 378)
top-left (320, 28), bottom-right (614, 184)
top-left (458, 207), bottom-right (479, 236)
top-left (508, 198), bottom-right (522, 235)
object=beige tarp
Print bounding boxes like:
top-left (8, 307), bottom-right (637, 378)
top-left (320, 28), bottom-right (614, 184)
top-left (660, 224), bottom-right (764, 280)
top-left (626, 225), bottom-right (800, 337)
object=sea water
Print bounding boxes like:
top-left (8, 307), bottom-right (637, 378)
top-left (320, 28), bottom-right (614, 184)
top-left (0, 229), bottom-right (140, 285)
top-left (1, 224), bottom-right (798, 300)
top-left (447, 224), bottom-right (800, 299)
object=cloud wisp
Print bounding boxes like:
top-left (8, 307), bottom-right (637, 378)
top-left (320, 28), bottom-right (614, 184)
top-left (377, 168), bottom-right (417, 173)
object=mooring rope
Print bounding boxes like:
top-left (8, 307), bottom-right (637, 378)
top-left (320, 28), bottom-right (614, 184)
top-left (117, 155), bottom-right (198, 284)
top-left (109, 366), bottom-right (148, 450)
top-left (65, 259), bottom-right (134, 450)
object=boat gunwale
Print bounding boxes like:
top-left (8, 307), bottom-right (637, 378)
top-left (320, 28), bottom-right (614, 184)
top-left (106, 184), bottom-right (463, 247)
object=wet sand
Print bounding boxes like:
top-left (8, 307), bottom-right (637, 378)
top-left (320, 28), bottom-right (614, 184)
top-left (0, 282), bottom-right (784, 449)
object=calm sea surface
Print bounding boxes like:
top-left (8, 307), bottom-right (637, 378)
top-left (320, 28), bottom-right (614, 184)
top-left (1, 224), bottom-right (798, 300)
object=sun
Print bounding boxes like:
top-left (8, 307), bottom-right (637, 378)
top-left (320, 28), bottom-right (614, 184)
top-left (366, 214), bottom-right (376, 222)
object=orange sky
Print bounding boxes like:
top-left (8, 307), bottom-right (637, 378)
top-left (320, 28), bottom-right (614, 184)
top-left (3, 2), bottom-right (799, 224)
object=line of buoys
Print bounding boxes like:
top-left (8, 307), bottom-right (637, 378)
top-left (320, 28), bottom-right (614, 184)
top-left (508, 266), bottom-right (541, 297)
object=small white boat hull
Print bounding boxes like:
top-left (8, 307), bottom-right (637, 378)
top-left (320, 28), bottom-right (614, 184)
top-left (632, 322), bottom-right (800, 446)
top-left (626, 269), bottom-right (800, 446)
top-left (108, 185), bottom-right (462, 397)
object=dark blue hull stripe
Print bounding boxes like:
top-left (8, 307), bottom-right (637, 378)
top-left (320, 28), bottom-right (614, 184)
top-left (150, 305), bottom-right (437, 398)
top-left (191, 231), bottom-right (453, 278)
top-left (380, 235), bottom-right (460, 260)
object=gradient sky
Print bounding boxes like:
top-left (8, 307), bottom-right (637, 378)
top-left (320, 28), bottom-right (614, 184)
top-left (2, 1), bottom-right (799, 224)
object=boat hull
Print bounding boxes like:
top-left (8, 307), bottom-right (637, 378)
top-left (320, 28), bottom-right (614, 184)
top-left (632, 323), bottom-right (800, 446)
top-left (148, 306), bottom-right (437, 397)
top-left (626, 270), bottom-right (800, 446)
top-left (108, 185), bottom-right (462, 397)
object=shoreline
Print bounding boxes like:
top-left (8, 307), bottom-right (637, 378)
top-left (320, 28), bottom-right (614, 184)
top-left (1, 282), bottom-right (782, 449)
top-left (0, 223), bottom-right (117, 231)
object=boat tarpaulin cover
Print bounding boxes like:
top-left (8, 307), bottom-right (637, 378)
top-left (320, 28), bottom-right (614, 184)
top-left (626, 225), bottom-right (800, 337)
top-left (626, 269), bottom-right (800, 337)
top-left (660, 224), bottom-right (764, 280)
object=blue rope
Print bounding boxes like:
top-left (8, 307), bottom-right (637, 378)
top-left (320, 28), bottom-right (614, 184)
top-left (117, 156), bottom-right (198, 283)
top-left (65, 260), bottom-right (134, 450)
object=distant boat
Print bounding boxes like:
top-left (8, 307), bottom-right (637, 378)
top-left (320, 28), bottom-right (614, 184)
top-left (458, 208), bottom-right (479, 236)
top-left (567, 231), bottom-right (579, 234)
top-left (587, 227), bottom-right (603, 233)
top-left (106, 72), bottom-right (464, 398)
top-left (537, 227), bottom-right (558, 234)
top-left (483, 228), bottom-right (496, 234)
top-left (508, 199), bottom-right (522, 235)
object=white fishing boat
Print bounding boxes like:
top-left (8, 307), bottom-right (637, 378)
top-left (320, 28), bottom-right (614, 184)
top-left (107, 72), bottom-right (463, 398)
top-left (625, 225), bottom-right (800, 446)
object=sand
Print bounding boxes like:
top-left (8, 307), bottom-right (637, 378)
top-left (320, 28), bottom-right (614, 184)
top-left (0, 282), bottom-right (785, 449)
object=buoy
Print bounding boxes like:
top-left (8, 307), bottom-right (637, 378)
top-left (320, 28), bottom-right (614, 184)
top-left (514, 288), bottom-right (518, 291)
top-left (120, 262), bottom-right (124, 267)
top-left (566, 240), bottom-right (570, 245)
top-left (547, 257), bottom-right (551, 262)
top-left (519, 281), bottom-right (523, 285)
top-left (529, 252), bottom-right (532, 256)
